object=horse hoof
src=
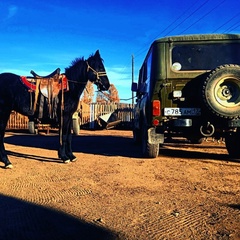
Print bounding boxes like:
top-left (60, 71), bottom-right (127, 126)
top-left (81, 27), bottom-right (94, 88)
top-left (71, 157), bottom-right (77, 162)
top-left (5, 164), bottom-right (13, 169)
top-left (63, 159), bottom-right (70, 164)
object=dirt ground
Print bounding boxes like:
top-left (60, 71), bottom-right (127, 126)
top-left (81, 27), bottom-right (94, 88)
top-left (0, 129), bottom-right (239, 240)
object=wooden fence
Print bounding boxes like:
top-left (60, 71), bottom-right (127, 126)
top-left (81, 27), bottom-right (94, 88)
top-left (6, 103), bottom-right (134, 130)
top-left (6, 111), bottom-right (29, 130)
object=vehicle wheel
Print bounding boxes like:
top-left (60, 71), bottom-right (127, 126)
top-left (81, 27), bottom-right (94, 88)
top-left (202, 64), bottom-right (240, 118)
top-left (28, 121), bottom-right (36, 134)
top-left (72, 118), bottom-right (80, 135)
top-left (225, 132), bottom-right (240, 158)
top-left (141, 124), bottom-right (159, 158)
top-left (133, 128), bottom-right (141, 145)
top-left (188, 137), bottom-right (204, 144)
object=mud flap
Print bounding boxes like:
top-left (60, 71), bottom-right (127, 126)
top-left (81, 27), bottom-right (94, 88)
top-left (148, 127), bottom-right (164, 144)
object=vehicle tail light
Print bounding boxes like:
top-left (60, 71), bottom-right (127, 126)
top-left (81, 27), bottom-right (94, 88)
top-left (152, 100), bottom-right (161, 116)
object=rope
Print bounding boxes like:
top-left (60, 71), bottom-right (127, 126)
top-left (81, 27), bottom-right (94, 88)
top-left (119, 96), bottom-right (136, 101)
top-left (96, 90), bottom-right (136, 102)
top-left (67, 79), bottom-right (87, 84)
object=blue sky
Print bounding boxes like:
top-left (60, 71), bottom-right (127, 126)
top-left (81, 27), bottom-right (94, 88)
top-left (1, 0), bottom-right (240, 103)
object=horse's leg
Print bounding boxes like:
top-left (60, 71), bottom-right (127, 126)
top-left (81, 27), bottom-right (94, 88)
top-left (66, 122), bottom-right (77, 162)
top-left (0, 114), bottom-right (13, 168)
top-left (0, 137), bottom-right (12, 169)
top-left (58, 135), bottom-right (70, 163)
top-left (58, 114), bottom-right (72, 163)
top-left (58, 115), bottom-right (77, 163)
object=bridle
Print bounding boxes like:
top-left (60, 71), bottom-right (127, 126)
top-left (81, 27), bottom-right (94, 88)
top-left (86, 61), bottom-right (107, 80)
top-left (66, 61), bottom-right (107, 87)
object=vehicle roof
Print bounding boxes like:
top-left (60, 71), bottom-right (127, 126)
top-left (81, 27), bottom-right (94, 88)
top-left (153, 33), bottom-right (240, 44)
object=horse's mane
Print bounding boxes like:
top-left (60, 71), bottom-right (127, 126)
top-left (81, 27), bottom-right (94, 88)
top-left (70, 57), bottom-right (85, 66)
top-left (65, 57), bottom-right (85, 81)
top-left (64, 52), bottom-right (103, 81)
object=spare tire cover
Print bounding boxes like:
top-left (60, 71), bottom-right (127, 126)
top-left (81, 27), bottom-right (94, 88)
top-left (202, 64), bottom-right (240, 119)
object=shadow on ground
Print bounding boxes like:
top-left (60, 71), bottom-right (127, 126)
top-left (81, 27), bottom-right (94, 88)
top-left (0, 194), bottom-right (121, 240)
top-left (4, 131), bottom-right (141, 158)
top-left (4, 130), bottom-right (238, 163)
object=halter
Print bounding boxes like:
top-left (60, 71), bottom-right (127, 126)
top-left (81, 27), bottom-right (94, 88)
top-left (66, 61), bottom-right (107, 86)
top-left (86, 61), bottom-right (107, 80)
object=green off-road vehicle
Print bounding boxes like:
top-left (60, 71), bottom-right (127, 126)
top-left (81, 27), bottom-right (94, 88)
top-left (132, 34), bottom-right (240, 158)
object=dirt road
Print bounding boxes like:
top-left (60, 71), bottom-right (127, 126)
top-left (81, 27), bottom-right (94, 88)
top-left (0, 129), bottom-right (239, 240)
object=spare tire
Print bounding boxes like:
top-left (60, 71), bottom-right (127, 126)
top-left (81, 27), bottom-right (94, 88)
top-left (202, 64), bottom-right (240, 119)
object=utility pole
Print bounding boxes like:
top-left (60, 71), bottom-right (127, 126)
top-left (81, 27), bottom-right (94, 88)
top-left (132, 54), bottom-right (134, 105)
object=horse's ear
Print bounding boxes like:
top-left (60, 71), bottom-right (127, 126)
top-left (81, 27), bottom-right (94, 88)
top-left (94, 50), bottom-right (100, 57)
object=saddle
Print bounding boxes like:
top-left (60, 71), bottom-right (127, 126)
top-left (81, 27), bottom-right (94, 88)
top-left (30, 68), bottom-right (61, 99)
top-left (20, 68), bottom-right (69, 119)
top-left (30, 68), bottom-right (60, 79)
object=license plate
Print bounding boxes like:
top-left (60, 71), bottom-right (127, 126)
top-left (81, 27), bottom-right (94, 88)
top-left (164, 108), bottom-right (201, 116)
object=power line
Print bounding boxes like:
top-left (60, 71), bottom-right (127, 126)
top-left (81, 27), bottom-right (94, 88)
top-left (164, 0), bottom-right (210, 36)
top-left (122, 0), bottom-right (214, 86)
top-left (223, 18), bottom-right (240, 33)
top-left (134, 0), bottom-right (203, 59)
top-left (213, 12), bottom-right (240, 33)
top-left (118, 0), bottom-right (230, 93)
top-left (226, 23), bottom-right (240, 32)
top-left (157, 0), bottom-right (201, 37)
top-left (180, 0), bottom-right (226, 34)
top-left (158, 0), bottom-right (202, 36)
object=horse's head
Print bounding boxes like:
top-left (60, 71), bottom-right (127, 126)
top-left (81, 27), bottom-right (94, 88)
top-left (86, 50), bottom-right (110, 91)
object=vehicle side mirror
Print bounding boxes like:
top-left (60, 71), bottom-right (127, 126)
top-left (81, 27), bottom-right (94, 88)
top-left (131, 82), bottom-right (138, 92)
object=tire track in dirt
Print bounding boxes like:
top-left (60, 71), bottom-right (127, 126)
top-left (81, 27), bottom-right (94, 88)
top-left (1, 174), bottom-right (92, 206)
top-left (2, 130), bottom-right (239, 239)
top-left (130, 204), bottom-right (206, 240)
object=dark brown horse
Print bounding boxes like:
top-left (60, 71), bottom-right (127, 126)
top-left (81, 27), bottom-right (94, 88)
top-left (0, 50), bottom-right (110, 168)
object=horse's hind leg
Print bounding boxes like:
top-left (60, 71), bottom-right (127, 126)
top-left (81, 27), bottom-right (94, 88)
top-left (0, 139), bottom-right (12, 169)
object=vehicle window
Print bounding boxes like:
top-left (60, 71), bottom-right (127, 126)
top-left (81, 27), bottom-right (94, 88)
top-left (145, 51), bottom-right (152, 92)
top-left (137, 51), bottom-right (152, 95)
top-left (137, 66), bottom-right (145, 94)
top-left (171, 43), bottom-right (240, 71)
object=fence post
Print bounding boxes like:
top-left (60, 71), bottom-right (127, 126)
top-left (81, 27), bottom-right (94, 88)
top-left (89, 103), bottom-right (95, 129)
